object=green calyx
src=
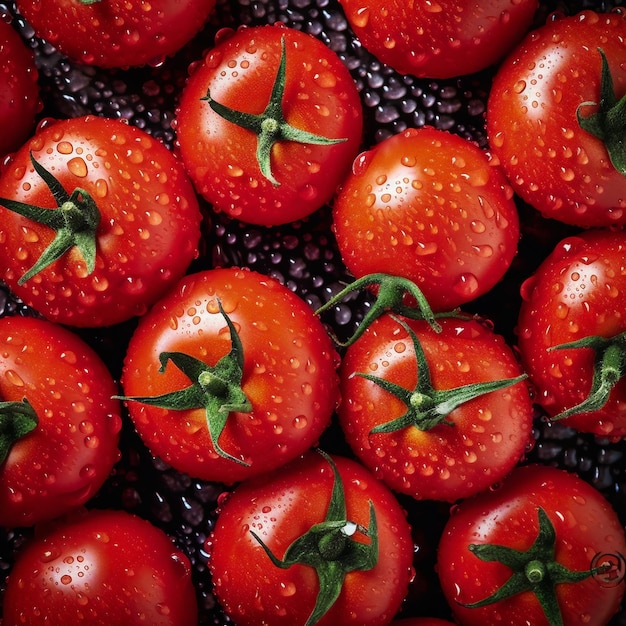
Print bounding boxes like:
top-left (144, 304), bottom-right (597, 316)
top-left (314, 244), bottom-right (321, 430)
top-left (250, 449), bottom-right (378, 626)
top-left (462, 507), bottom-right (610, 626)
top-left (548, 330), bottom-right (626, 421)
top-left (115, 301), bottom-right (252, 466)
top-left (0, 153), bottom-right (101, 285)
top-left (358, 316), bottom-right (526, 435)
top-left (576, 48), bottom-right (626, 178)
top-left (201, 35), bottom-right (347, 187)
top-left (0, 398), bottom-right (38, 464)
top-left (315, 272), bottom-right (469, 348)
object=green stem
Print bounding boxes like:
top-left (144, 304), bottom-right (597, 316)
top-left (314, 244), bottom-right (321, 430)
top-left (0, 398), bottom-right (38, 464)
top-left (250, 450), bottom-right (378, 626)
top-left (201, 35), bottom-right (346, 186)
top-left (115, 300), bottom-right (252, 466)
top-left (576, 48), bottom-right (626, 177)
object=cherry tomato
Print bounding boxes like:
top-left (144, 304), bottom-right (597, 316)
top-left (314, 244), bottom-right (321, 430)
top-left (517, 229), bottom-right (626, 437)
top-left (437, 464), bottom-right (626, 626)
top-left (0, 115), bottom-right (202, 327)
top-left (487, 10), bottom-right (626, 228)
top-left (2, 508), bottom-right (198, 625)
top-left (208, 450), bottom-right (414, 626)
top-left (175, 24), bottom-right (363, 226)
top-left (0, 16), bottom-right (40, 157)
top-left (118, 267), bottom-right (340, 484)
top-left (332, 126), bottom-right (520, 312)
top-left (339, 0), bottom-right (538, 79)
top-left (0, 315), bottom-right (121, 528)
top-left (338, 314), bottom-right (533, 502)
top-left (15, 0), bottom-right (216, 68)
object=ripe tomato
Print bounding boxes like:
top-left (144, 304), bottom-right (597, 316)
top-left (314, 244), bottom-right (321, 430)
top-left (0, 115), bottom-right (202, 327)
top-left (517, 229), bottom-right (626, 437)
top-left (332, 126), bottom-right (520, 312)
top-left (175, 24), bottom-right (363, 226)
top-left (338, 314), bottom-right (533, 502)
top-left (2, 508), bottom-right (198, 625)
top-left (15, 0), bottom-right (216, 68)
top-left (437, 464), bottom-right (626, 626)
top-left (208, 450), bottom-right (414, 626)
top-left (391, 619), bottom-right (455, 626)
top-left (0, 17), bottom-right (40, 157)
top-left (487, 10), bottom-right (626, 228)
top-left (0, 315), bottom-right (121, 528)
top-left (338, 0), bottom-right (538, 79)
top-left (118, 267), bottom-right (340, 484)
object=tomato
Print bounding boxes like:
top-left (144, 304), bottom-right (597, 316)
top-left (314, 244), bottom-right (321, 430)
top-left (208, 449), bottom-right (414, 626)
top-left (0, 17), bottom-right (40, 157)
top-left (118, 267), bottom-right (340, 484)
top-left (516, 229), bottom-right (626, 437)
top-left (332, 126), bottom-right (520, 312)
top-left (2, 508), bottom-right (198, 625)
top-left (338, 0), bottom-right (538, 79)
top-left (0, 315), bottom-right (121, 528)
top-left (437, 464), bottom-right (626, 626)
top-left (337, 314), bottom-right (533, 502)
top-left (487, 10), bottom-right (626, 228)
top-left (0, 115), bottom-right (202, 327)
top-left (15, 0), bottom-right (216, 68)
top-left (175, 24), bottom-right (363, 226)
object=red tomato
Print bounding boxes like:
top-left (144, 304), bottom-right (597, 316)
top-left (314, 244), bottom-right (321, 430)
top-left (391, 619), bottom-right (455, 626)
top-left (15, 0), bottom-right (216, 68)
top-left (437, 464), bottom-right (626, 626)
top-left (0, 315), bottom-right (121, 528)
top-left (487, 10), bottom-right (626, 228)
top-left (0, 17), bottom-right (40, 157)
top-left (208, 450), bottom-right (414, 626)
top-left (338, 314), bottom-right (533, 502)
top-left (118, 267), bottom-right (340, 484)
top-left (2, 508), bottom-right (198, 625)
top-left (339, 0), bottom-right (538, 79)
top-left (0, 115), bottom-right (202, 327)
top-left (175, 24), bottom-right (363, 226)
top-left (517, 229), bottom-right (626, 437)
top-left (332, 126), bottom-right (520, 312)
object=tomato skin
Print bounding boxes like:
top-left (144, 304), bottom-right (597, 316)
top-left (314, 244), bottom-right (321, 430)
top-left (0, 116), bottom-right (202, 327)
top-left (175, 24), bottom-right (363, 226)
top-left (16, 0), bottom-right (216, 68)
top-left (332, 126), bottom-right (520, 312)
top-left (2, 508), bottom-right (198, 625)
top-left (391, 619), bottom-right (455, 626)
top-left (437, 464), bottom-right (626, 626)
top-left (339, 0), bottom-right (538, 79)
top-left (487, 10), bottom-right (626, 228)
top-left (517, 229), bottom-right (626, 437)
top-left (0, 316), bottom-right (121, 528)
top-left (208, 450), bottom-right (414, 626)
top-left (338, 315), bottom-right (533, 502)
top-left (119, 267), bottom-right (340, 484)
top-left (0, 18), bottom-right (40, 157)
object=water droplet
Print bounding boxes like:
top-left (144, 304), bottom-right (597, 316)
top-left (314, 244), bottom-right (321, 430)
top-left (67, 157), bottom-right (88, 177)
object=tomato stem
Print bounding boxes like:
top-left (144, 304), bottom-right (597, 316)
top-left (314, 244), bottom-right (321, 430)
top-left (315, 272), bottom-right (470, 348)
top-left (0, 398), bottom-right (38, 465)
top-left (115, 300), bottom-right (252, 466)
top-left (0, 153), bottom-right (101, 284)
top-left (576, 48), bottom-right (626, 178)
top-left (201, 35), bottom-right (346, 187)
top-left (250, 449), bottom-right (378, 626)
top-left (358, 315), bottom-right (526, 435)
top-left (462, 507), bottom-right (610, 626)
top-left (548, 330), bottom-right (626, 421)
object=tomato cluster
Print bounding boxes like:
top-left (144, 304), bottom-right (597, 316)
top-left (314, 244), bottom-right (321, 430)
top-left (1, 0), bottom-right (626, 625)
